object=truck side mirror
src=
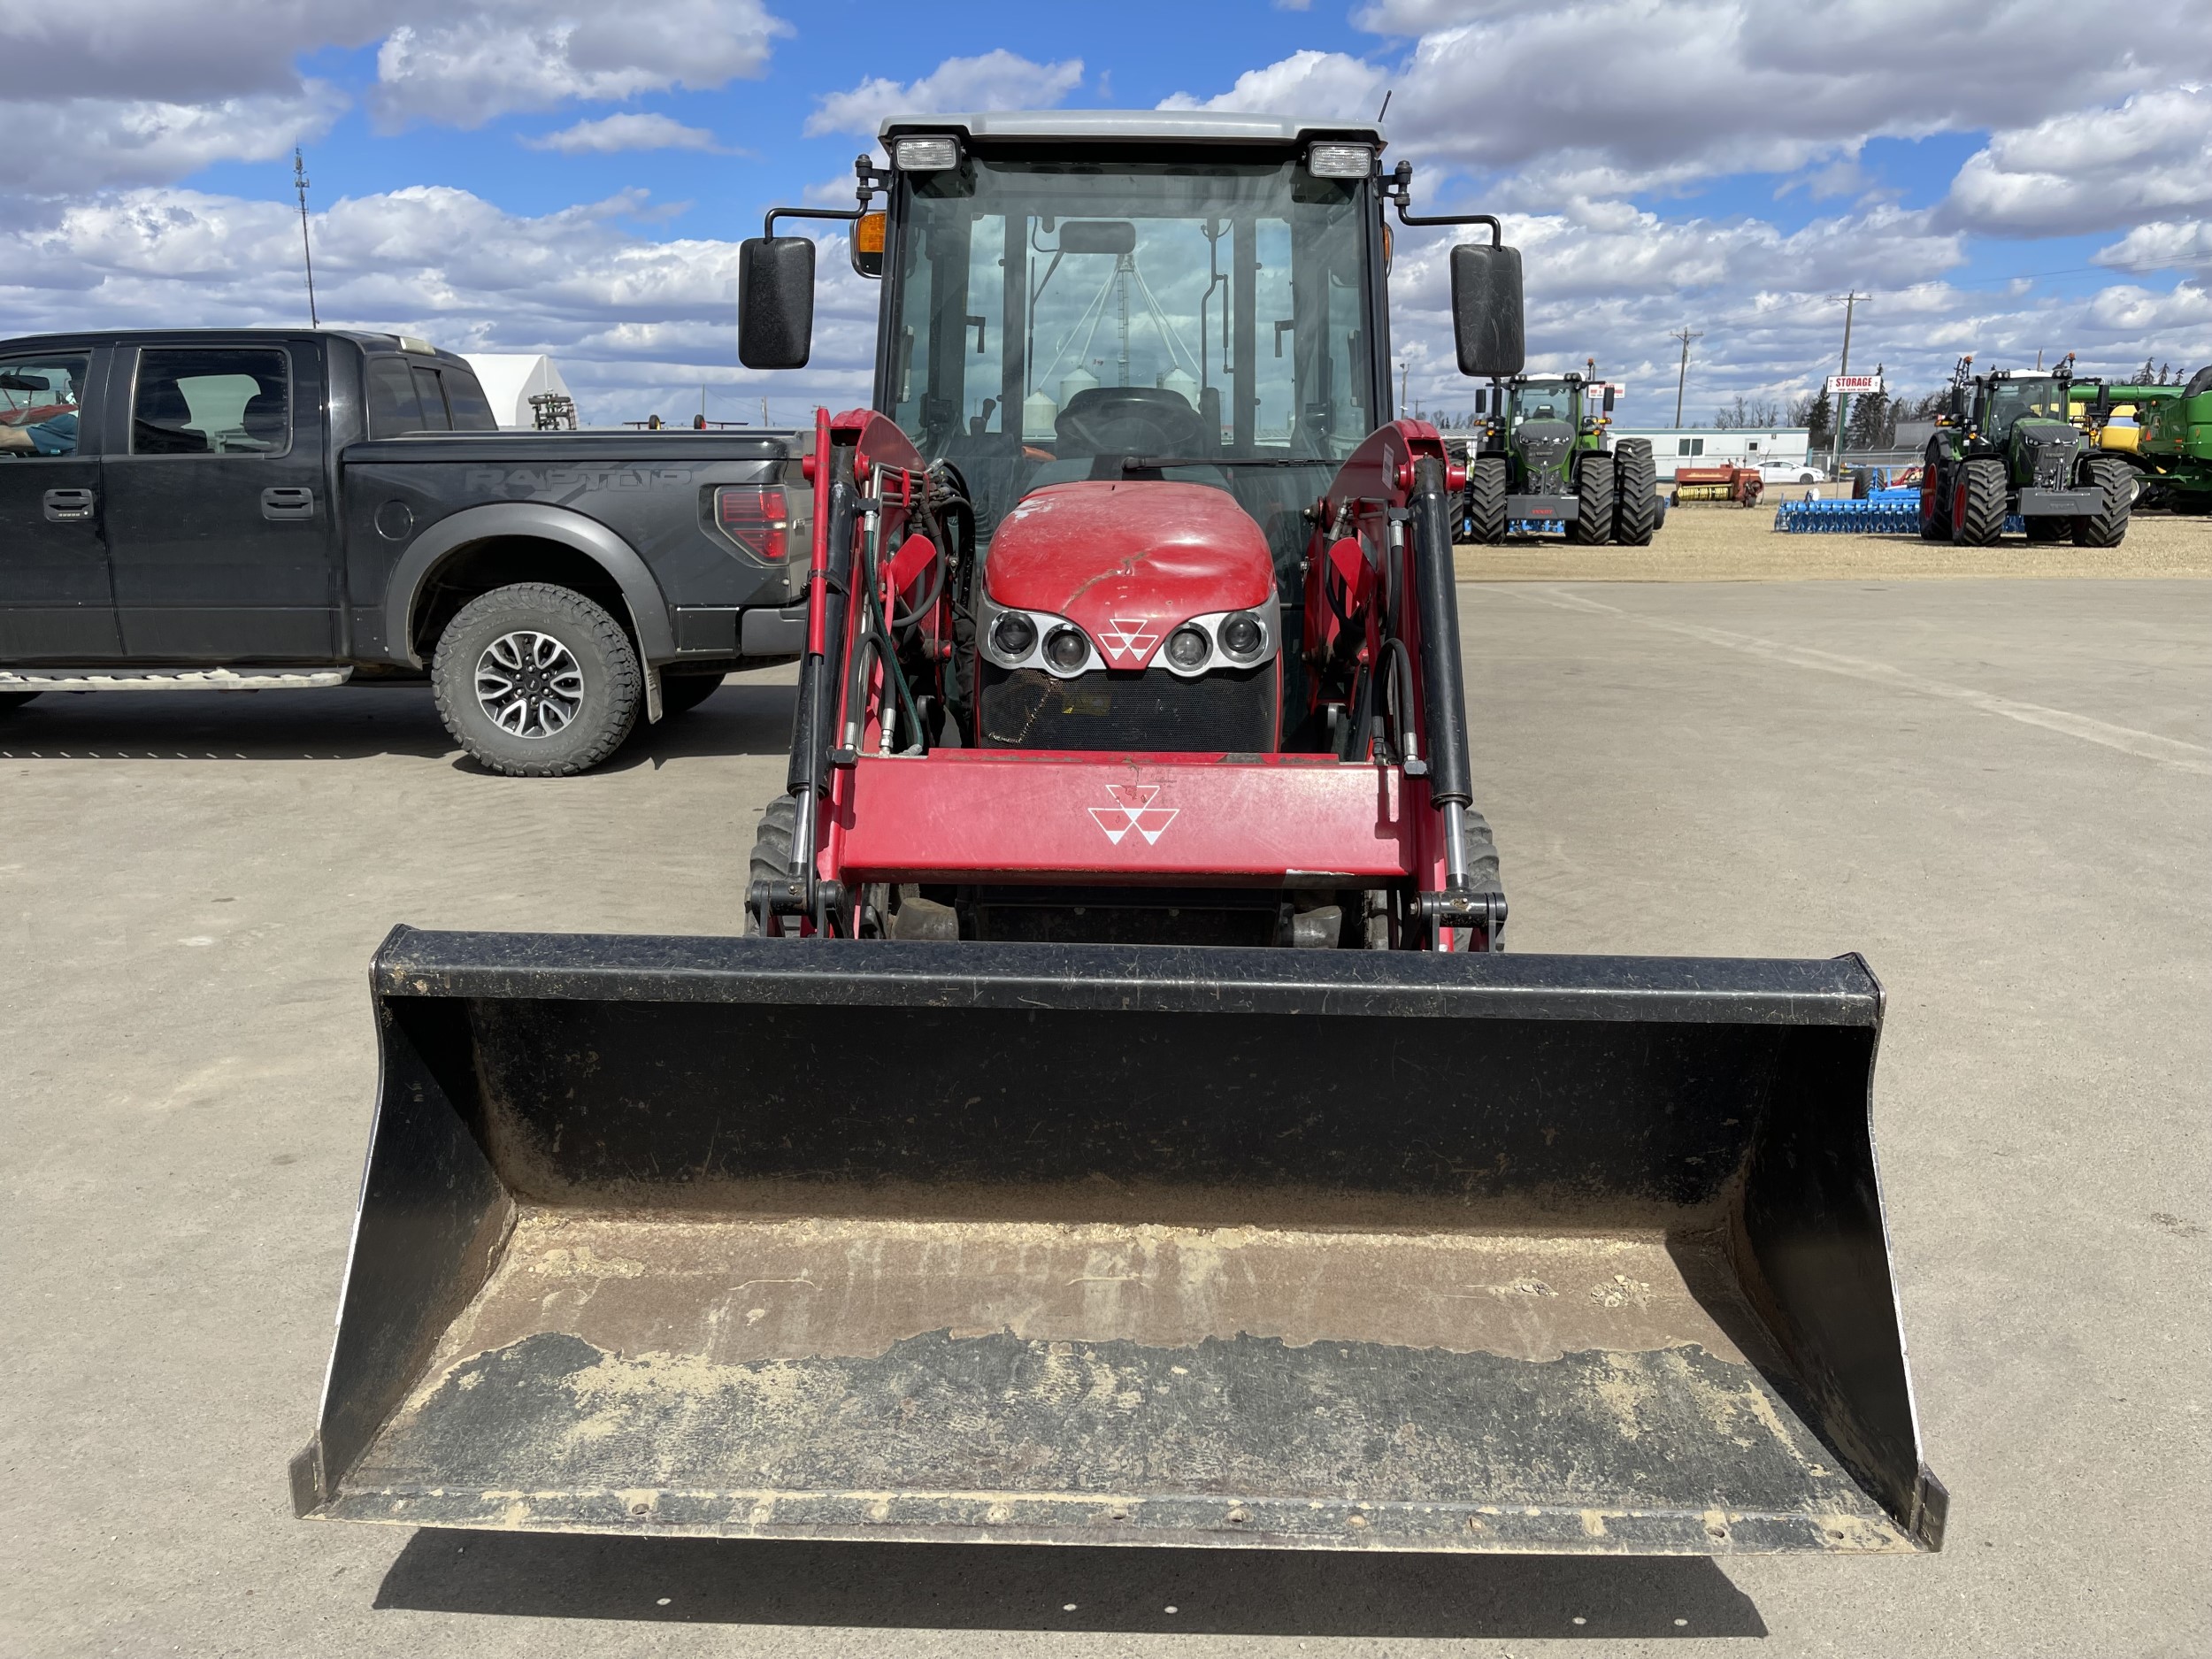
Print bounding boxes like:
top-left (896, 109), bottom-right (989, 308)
top-left (1450, 243), bottom-right (1525, 379)
top-left (739, 237), bottom-right (816, 370)
top-left (1602, 385), bottom-right (1616, 415)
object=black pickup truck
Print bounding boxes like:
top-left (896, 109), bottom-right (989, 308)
top-left (0, 329), bottom-right (811, 773)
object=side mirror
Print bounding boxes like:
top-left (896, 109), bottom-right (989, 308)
top-left (1602, 384), bottom-right (1616, 415)
top-left (738, 236), bottom-right (816, 370)
top-left (1450, 242), bottom-right (1525, 379)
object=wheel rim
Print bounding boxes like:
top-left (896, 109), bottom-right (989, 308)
top-left (474, 630), bottom-right (585, 739)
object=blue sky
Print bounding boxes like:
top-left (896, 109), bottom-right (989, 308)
top-left (6, 0), bottom-right (2209, 424)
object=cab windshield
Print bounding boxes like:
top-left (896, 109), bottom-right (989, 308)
top-left (889, 153), bottom-right (1378, 566)
top-left (1509, 379), bottom-right (1576, 424)
top-left (1980, 377), bottom-right (2068, 436)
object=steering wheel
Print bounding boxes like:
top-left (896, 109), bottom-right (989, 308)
top-left (1055, 387), bottom-right (1207, 458)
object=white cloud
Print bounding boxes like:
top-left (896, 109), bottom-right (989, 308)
top-left (371, 0), bottom-right (787, 129)
top-left (2098, 220), bottom-right (2212, 276)
top-left (1158, 50), bottom-right (1386, 121)
top-left (1946, 87), bottom-right (2212, 239)
top-left (806, 50), bottom-right (1083, 139)
top-left (525, 112), bottom-right (726, 154)
top-left (0, 89), bottom-right (342, 193)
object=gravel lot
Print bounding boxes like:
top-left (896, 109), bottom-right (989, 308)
top-left (2, 572), bottom-right (2207, 1658)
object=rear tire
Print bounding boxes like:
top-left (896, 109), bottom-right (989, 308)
top-left (1466, 455), bottom-right (1507, 545)
top-left (0, 691), bottom-right (38, 715)
top-left (2073, 454), bottom-right (2132, 548)
top-left (1571, 452), bottom-right (1616, 545)
top-left (1612, 441), bottom-right (1656, 544)
top-left (743, 794), bottom-right (799, 936)
top-left (659, 670), bottom-right (726, 716)
top-left (2024, 517), bottom-right (2072, 543)
top-left (431, 582), bottom-right (641, 777)
top-left (1951, 457), bottom-right (2008, 547)
top-left (1920, 457), bottom-right (1952, 541)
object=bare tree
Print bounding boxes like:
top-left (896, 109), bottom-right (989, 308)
top-left (1711, 394), bottom-right (1779, 429)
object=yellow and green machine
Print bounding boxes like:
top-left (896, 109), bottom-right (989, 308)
top-left (2074, 367), bottom-right (2212, 508)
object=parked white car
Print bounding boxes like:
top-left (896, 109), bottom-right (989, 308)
top-left (1760, 462), bottom-right (1826, 484)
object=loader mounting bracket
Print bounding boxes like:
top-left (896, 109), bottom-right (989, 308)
top-left (1416, 888), bottom-right (1508, 951)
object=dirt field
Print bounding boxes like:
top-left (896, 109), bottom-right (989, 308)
top-left (1456, 507), bottom-right (2212, 582)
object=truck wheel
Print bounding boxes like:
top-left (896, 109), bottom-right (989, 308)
top-left (743, 795), bottom-right (799, 935)
top-left (1950, 457), bottom-right (2008, 547)
top-left (1466, 456), bottom-right (1507, 544)
top-left (0, 692), bottom-right (38, 716)
top-left (1571, 452), bottom-right (1616, 545)
top-left (660, 671), bottom-right (726, 716)
top-left (431, 582), bottom-right (641, 777)
top-left (1612, 441), bottom-right (1657, 544)
top-left (2073, 454), bottom-right (2132, 548)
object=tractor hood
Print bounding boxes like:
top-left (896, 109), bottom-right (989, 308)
top-left (986, 481), bottom-right (1275, 667)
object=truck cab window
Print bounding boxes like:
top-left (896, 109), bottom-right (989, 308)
top-left (365, 357), bottom-right (425, 437)
top-left (133, 349), bottom-right (289, 457)
top-left (443, 370), bottom-right (499, 431)
top-left (0, 355), bottom-right (88, 457)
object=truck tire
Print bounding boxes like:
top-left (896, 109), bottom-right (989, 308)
top-left (1571, 452), bottom-right (1616, 545)
top-left (431, 582), bottom-right (641, 777)
top-left (1466, 456), bottom-right (1507, 545)
top-left (2073, 454), bottom-right (2132, 548)
top-left (659, 670), bottom-right (726, 716)
top-left (0, 692), bottom-right (38, 716)
top-left (1950, 457), bottom-right (2008, 547)
top-left (1612, 440), bottom-right (1657, 544)
top-left (743, 794), bottom-right (799, 936)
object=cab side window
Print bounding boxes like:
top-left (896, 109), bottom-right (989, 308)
top-left (365, 357), bottom-right (425, 437)
top-left (134, 348), bottom-right (290, 457)
top-left (443, 370), bottom-right (499, 431)
top-left (0, 355), bottom-right (89, 458)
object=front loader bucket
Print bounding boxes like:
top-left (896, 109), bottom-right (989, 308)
top-left (293, 929), bottom-right (1946, 1555)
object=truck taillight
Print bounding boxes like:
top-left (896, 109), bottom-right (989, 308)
top-left (715, 486), bottom-right (788, 559)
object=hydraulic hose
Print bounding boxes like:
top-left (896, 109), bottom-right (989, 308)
top-left (1409, 453), bottom-right (1472, 810)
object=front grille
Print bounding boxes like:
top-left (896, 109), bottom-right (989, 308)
top-left (2019, 429), bottom-right (2079, 488)
top-left (979, 662), bottom-right (1278, 752)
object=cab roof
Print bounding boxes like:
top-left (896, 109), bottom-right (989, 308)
top-left (879, 110), bottom-right (1387, 149)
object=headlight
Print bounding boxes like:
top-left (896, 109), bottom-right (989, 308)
top-left (894, 135), bottom-right (960, 172)
top-left (1218, 611), bottom-right (1264, 660)
top-left (1307, 142), bottom-right (1374, 179)
top-left (1044, 626), bottom-right (1090, 673)
top-left (991, 611), bottom-right (1037, 658)
top-left (1165, 626), bottom-right (1210, 670)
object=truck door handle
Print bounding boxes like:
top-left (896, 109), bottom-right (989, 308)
top-left (42, 488), bottom-right (96, 523)
top-left (261, 486), bottom-right (316, 521)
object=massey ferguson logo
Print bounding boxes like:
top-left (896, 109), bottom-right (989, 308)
top-left (1090, 783), bottom-right (1178, 846)
top-left (1096, 617), bottom-right (1160, 662)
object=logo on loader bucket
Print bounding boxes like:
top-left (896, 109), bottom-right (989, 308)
top-left (1097, 618), bottom-right (1161, 662)
top-left (1090, 783), bottom-right (1178, 846)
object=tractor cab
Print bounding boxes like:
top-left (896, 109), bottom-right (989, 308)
top-left (1972, 370), bottom-right (2072, 443)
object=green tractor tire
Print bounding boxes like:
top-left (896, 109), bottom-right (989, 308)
top-left (2073, 454), bottom-right (2132, 548)
top-left (1466, 456), bottom-right (1508, 545)
top-left (1612, 440), bottom-right (1657, 545)
top-left (1951, 457), bottom-right (2008, 547)
top-left (1571, 451), bottom-right (1616, 546)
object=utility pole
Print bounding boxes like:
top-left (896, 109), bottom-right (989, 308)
top-left (1669, 327), bottom-right (1702, 426)
top-left (294, 149), bottom-right (319, 326)
top-left (1826, 290), bottom-right (1865, 477)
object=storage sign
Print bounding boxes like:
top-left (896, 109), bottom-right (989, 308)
top-left (1825, 373), bottom-right (1885, 395)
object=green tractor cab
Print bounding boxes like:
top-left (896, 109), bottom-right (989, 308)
top-left (1461, 366), bottom-right (1655, 546)
top-left (1920, 357), bottom-right (2131, 547)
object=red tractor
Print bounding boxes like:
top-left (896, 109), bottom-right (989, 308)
top-left (296, 112), bottom-right (1945, 1563)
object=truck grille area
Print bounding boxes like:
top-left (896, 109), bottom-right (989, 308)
top-left (979, 662), bottom-right (1278, 752)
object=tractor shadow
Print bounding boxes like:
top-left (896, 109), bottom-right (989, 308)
top-left (374, 1532), bottom-right (1764, 1639)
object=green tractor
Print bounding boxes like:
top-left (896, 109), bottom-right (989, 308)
top-left (1461, 365), bottom-right (1655, 546)
top-left (2071, 368), bottom-right (2212, 511)
top-left (1920, 356), bottom-right (2131, 546)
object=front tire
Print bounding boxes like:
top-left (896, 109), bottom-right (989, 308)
top-left (431, 582), bottom-right (641, 777)
top-left (1612, 440), bottom-right (1657, 544)
top-left (1951, 457), bottom-right (2008, 547)
top-left (1571, 451), bottom-right (1616, 545)
top-left (2073, 454), bottom-right (2132, 548)
top-left (744, 794), bottom-right (799, 935)
top-left (1920, 455), bottom-right (1952, 541)
top-left (1466, 456), bottom-right (1507, 545)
